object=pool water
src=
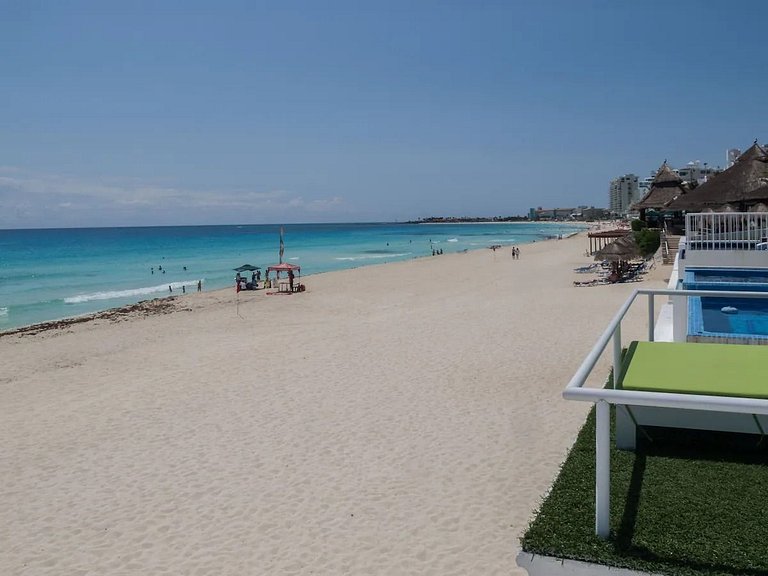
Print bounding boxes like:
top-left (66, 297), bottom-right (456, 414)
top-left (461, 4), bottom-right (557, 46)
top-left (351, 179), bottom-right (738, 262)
top-left (685, 267), bottom-right (768, 290)
top-left (685, 267), bottom-right (768, 343)
top-left (691, 268), bottom-right (768, 283)
top-left (699, 297), bottom-right (768, 336)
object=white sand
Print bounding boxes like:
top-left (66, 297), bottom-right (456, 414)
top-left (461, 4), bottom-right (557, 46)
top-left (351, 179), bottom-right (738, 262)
top-left (0, 234), bottom-right (666, 575)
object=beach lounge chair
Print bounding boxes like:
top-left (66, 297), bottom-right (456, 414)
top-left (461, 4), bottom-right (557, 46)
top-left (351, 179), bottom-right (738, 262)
top-left (615, 341), bottom-right (768, 450)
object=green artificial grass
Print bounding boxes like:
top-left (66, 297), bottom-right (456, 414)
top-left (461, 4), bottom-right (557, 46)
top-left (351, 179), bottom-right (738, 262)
top-left (520, 406), bottom-right (768, 576)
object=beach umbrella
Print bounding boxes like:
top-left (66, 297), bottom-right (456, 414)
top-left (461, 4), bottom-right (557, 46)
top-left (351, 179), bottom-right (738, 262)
top-left (234, 264), bottom-right (260, 272)
top-left (593, 234), bottom-right (641, 262)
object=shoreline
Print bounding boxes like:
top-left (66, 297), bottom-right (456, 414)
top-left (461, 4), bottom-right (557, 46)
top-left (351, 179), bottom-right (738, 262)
top-left (0, 297), bottom-right (182, 338)
top-left (0, 231), bottom-right (586, 336)
top-left (1, 232), bottom-right (666, 575)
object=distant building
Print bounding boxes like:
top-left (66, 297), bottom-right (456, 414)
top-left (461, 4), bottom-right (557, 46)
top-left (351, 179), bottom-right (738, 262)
top-left (530, 207), bottom-right (576, 220)
top-left (608, 174), bottom-right (640, 216)
top-left (638, 174), bottom-right (654, 199)
top-left (576, 206), bottom-right (611, 220)
top-left (674, 160), bottom-right (718, 185)
top-left (727, 145), bottom-right (767, 168)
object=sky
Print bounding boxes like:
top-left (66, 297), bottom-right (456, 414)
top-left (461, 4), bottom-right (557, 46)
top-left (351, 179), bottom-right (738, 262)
top-left (1, 0), bottom-right (767, 228)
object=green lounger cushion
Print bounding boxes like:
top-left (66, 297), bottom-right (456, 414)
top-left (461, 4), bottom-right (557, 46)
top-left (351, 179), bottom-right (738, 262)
top-left (619, 341), bottom-right (768, 399)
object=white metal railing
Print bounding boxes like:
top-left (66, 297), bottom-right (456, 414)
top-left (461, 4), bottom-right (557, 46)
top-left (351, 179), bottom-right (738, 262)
top-left (685, 212), bottom-right (768, 250)
top-left (563, 287), bottom-right (768, 538)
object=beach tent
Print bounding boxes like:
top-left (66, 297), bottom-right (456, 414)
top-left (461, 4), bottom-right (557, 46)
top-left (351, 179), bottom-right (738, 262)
top-left (266, 262), bottom-right (302, 293)
top-left (267, 262), bottom-right (300, 274)
top-left (234, 264), bottom-right (260, 272)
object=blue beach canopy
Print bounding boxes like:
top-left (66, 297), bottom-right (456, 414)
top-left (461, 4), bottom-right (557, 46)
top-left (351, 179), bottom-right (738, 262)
top-left (234, 264), bottom-right (260, 272)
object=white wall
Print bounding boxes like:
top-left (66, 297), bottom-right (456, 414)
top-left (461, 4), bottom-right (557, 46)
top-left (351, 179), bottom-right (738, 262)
top-left (683, 251), bottom-right (768, 270)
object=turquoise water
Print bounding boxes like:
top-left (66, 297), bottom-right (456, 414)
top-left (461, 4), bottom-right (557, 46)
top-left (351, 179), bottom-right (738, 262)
top-left (700, 297), bottom-right (768, 337)
top-left (0, 222), bottom-right (584, 330)
top-left (684, 267), bottom-right (768, 341)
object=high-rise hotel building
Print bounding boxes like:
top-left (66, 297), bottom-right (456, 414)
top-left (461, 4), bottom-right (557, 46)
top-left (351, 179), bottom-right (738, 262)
top-left (608, 174), bottom-right (640, 215)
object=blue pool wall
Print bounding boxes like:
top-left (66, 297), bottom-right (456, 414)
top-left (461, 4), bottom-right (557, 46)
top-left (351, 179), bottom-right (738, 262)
top-left (685, 267), bottom-right (768, 344)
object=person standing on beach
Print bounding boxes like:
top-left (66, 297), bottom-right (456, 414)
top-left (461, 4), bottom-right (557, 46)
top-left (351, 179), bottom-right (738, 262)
top-left (168, 285), bottom-right (172, 293)
top-left (197, 280), bottom-right (202, 292)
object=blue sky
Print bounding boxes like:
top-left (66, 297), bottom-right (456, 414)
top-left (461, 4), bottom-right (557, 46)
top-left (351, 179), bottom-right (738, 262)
top-left (1, 1), bottom-right (767, 228)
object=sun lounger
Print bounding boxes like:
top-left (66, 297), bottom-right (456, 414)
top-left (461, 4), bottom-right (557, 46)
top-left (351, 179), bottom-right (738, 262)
top-left (615, 341), bottom-right (768, 449)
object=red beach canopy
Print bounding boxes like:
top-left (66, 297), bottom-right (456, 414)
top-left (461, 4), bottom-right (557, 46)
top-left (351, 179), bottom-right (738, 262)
top-left (267, 262), bottom-right (300, 273)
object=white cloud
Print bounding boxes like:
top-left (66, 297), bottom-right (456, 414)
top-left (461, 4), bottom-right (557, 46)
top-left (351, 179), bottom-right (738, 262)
top-left (0, 168), bottom-right (347, 228)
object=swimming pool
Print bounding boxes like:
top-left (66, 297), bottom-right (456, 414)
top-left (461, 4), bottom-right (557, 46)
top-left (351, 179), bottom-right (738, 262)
top-left (684, 267), bottom-right (768, 289)
top-left (689, 296), bottom-right (768, 344)
top-left (685, 268), bottom-right (768, 344)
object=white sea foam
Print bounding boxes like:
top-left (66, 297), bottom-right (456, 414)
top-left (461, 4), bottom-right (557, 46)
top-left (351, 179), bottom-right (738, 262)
top-left (0, 306), bottom-right (8, 316)
top-left (64, 280), bottom-right (201, 304)
top-left (447, 238), bottom-right (459, 242)
top-left (288, 257), bottom-right (300, 260)
top-left (335, 252), bottom-right (411, 262)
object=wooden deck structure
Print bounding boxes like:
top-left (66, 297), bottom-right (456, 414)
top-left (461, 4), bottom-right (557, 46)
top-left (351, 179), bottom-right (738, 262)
top-left (587, 229), bottom-right (631, 255)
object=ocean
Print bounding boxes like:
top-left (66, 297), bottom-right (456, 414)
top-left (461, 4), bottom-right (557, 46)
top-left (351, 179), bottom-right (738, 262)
top-left (0, 221), bottom-right (584, 331)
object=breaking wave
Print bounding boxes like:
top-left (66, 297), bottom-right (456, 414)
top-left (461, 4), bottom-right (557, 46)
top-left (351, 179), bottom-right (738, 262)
top-left (335, 252), bottom-right (411, 262)
top-left (64, 281), bottom-right (200, 304)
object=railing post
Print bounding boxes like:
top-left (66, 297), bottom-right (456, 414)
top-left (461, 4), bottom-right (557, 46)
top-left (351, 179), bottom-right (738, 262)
top-left (596, 400), bottom-right (611, 538)
top-left (648, 293), bottom-right (655, 342)
top-left (612, 324), bottom-right (622, 388)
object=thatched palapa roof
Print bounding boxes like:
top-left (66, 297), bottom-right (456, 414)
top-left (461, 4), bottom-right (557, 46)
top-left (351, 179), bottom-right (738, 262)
top-left (587, 228), bottom-right (632, 239)
top-left (666, 142), bottom-right (768, 211)
top-left (593, 234), bottom-right (641, 262)
top-left (632, 161), bottom-right (688, 211)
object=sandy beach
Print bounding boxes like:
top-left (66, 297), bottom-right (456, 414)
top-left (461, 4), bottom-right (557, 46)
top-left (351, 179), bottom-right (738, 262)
top-left (0, 233), bottom-right (666, 575)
